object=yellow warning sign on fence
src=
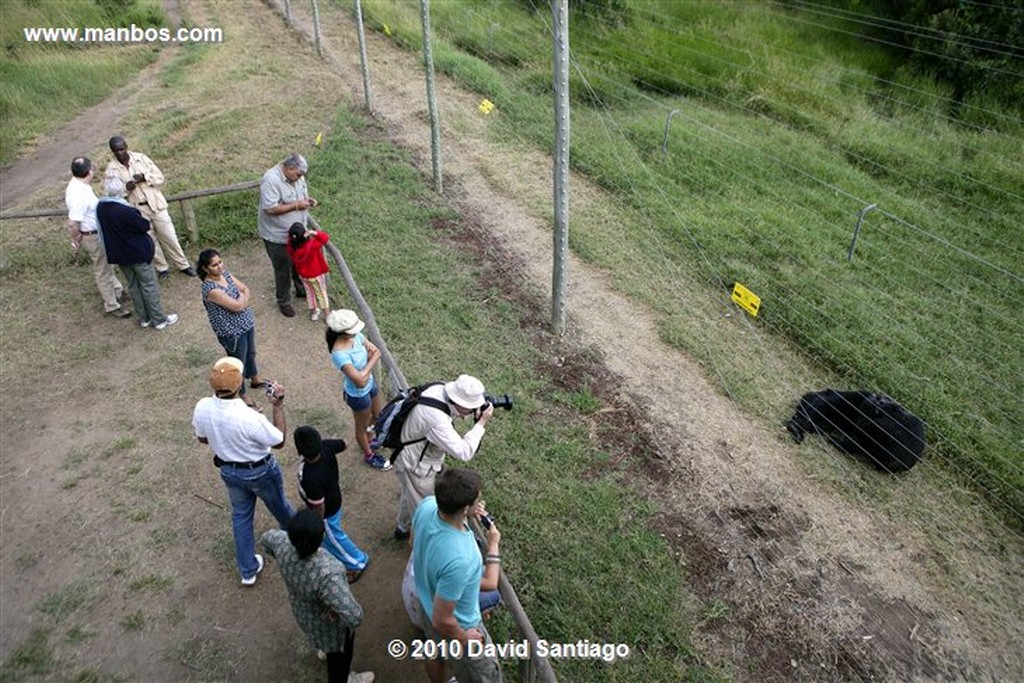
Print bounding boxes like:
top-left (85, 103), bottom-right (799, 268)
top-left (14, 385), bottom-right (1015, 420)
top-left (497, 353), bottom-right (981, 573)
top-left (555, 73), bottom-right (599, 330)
top-left (731, 282), bottom-right (761, 317)
top-left (478, 99), bottom-right (495, 115)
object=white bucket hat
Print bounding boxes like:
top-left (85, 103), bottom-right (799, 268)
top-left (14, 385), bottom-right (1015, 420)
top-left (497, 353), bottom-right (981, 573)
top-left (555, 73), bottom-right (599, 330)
top-left (445, 374), bottom-right (486, 410)
top-left (326, 309), bottom-right (365, 335)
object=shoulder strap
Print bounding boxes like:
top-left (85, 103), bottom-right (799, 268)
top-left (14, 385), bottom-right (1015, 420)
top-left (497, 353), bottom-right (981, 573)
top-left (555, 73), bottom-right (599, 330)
top-left (412, 396), bottom-right (451, 463)
top-left (388, 393), bottom-right (451, 464)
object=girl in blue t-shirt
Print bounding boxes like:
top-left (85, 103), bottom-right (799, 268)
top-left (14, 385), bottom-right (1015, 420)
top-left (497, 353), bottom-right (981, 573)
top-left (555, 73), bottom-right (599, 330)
top-left (325, 309), bottom-right (388, 470)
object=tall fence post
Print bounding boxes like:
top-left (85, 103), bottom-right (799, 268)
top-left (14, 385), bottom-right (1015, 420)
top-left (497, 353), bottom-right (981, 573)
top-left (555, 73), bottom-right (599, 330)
top-left (310, 0), bottom-right (323, 57)
top-left (847, 203), bottom-right (878, 261)
top-left (420, 0), bottom-right (443, 194)
top-left (284, 0), bottom-right (292, 24)
top-left (551, 0), bottom-right (570, 336)
top-left (354, 0), bottom-right (373, 112)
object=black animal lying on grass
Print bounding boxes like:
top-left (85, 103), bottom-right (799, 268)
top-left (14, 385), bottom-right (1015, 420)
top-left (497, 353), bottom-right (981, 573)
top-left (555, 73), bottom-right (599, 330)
top-left (785, 389), bottom-right (926, 472)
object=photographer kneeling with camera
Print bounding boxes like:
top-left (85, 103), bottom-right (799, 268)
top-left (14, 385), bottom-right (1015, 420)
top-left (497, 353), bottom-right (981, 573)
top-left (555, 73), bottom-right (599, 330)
top-left (393, 375), bottom-right (507, 541)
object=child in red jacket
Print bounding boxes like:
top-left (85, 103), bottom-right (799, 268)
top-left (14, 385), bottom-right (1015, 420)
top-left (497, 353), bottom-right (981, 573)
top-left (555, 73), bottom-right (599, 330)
top-left (286, 222), bottom-right (332, 321)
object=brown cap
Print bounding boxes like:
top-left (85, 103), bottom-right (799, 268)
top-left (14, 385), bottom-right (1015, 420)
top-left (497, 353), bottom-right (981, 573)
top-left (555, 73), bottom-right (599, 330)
top-left (210, 357), bottom-right (244, 394)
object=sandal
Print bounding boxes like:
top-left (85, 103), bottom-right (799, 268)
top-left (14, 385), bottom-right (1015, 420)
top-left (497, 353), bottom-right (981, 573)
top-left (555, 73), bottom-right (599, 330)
top-left (346, 556), bottom-right (370, 584)
top-left (249, 378), bottom-right (267, 389)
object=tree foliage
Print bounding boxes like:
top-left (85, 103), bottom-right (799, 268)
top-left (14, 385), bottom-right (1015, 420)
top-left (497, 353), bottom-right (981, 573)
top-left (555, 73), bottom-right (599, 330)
top-left (828, 0), bottom-right (1024, 110)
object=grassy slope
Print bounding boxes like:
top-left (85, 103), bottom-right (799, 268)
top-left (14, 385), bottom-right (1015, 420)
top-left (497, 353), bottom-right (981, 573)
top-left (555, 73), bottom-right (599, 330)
top-left (356, 0), bottom-right (1023, 526)
top-left (0, 0), bottom-right (165, 167)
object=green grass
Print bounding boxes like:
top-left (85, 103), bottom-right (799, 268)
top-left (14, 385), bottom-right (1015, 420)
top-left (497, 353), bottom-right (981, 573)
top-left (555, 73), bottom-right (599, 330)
top-left (307, 109), bottom-right (704, 680)
top-left (127, 574), bottom-right (174, 593)
top-left (0, 628), bottom-right (54, 680)
top-left (37, 581), bottom-right (96, 622)
top-left (118, 611), bottom-right (146, 632)
top-left (357, 0), bottom-right (1024, 527)
top-left (0, 0), bottom-right (163, 166)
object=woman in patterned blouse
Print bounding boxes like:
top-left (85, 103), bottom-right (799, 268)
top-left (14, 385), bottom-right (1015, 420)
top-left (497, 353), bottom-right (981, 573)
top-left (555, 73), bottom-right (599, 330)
top-left (261, 510), bottom-right (372, 683)
top-left (197, 249), bottom-right (265, 403)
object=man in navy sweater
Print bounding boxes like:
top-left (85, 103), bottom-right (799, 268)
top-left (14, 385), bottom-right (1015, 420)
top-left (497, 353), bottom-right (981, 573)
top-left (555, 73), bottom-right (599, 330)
top-left (96, 176), bottom-right (179, 330)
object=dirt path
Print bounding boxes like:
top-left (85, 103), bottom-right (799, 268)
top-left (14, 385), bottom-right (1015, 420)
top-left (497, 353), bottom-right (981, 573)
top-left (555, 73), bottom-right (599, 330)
top-left (0, 2), bottom-right (182, 212)
top-left (1, 0), bottom-right (1020, 681)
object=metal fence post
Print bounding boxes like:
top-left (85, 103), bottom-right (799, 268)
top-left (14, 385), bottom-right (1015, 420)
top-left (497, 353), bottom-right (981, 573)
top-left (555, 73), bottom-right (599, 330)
top-left (310, 0), bottom-right (323, 57)
top-left (284, 0), bottom-right (291, 24)
top-left (354, 0), bottom-right (373, 112)
top-left (847, 203), bottom-right (878, 261)
top-left (551, 0), bottom-right (570, 336)
top-left (420, 0), bottom-right (442, 194)
top-left (661, 109), bottom-right (680, 153)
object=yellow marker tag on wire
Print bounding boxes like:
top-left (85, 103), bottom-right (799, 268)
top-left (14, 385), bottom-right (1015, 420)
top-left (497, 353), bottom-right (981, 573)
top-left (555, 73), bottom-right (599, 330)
top-left (314, 131), bottom-right (323, 147)
top-left (478, 99), bottom-right (495, 115)
top-left (731, 282), bottom-right (761, 317)
top-left (382, 23), bottom-right (392, 36)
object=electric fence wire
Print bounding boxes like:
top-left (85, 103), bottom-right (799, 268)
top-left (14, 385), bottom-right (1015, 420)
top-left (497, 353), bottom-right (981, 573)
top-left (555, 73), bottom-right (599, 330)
top-left (781, 0), bottom-right (1024, 58)
top-left (425, 1), bottom-right (1024, 655)
top-left (566, 64), bottom-right (1024, 485)
top-left (578, 5), bottom-right (1024, 230)
top-left (765, 4), bottom-right (1024, 80)
top-left (621, 4), bottom-right (1024, 186)
top-left (575, 34), bottom-right (1024, 263)
top-left (479, 0), bottom-right (1024, 489)
top-left (523, 1), bottom-right (1024, 538)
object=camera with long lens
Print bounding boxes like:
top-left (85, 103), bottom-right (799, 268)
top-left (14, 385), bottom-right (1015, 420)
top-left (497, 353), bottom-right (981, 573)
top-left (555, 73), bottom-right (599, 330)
top-left (483, 393), bottom-right (514, 411)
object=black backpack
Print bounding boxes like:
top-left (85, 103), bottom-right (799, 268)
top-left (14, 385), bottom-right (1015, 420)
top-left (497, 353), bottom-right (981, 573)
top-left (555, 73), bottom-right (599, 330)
top-left (372, 382), bottom-right (449, 463)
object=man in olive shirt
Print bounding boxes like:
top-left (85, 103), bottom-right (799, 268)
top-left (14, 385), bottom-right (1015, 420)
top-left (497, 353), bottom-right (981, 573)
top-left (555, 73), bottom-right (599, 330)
top-left (104, 136), bottom-right (195, 277)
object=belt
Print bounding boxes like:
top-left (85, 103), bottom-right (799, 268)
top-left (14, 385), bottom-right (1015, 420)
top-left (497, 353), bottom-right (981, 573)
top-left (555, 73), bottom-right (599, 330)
top-left (139, 200), bottom-right (149, 205)
top-left (214, 454), bottom-right (271, 469)
top-left (80, 231), bottom-right (97, 235)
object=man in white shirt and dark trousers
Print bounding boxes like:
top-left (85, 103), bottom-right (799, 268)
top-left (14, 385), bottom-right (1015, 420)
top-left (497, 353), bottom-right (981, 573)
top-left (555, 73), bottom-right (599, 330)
top-left (192, 357), bottom-right (296, 585)
top-left (65, 156), bottom-right (128, 318)
top-left (392, 375), bottom-right (494, 540)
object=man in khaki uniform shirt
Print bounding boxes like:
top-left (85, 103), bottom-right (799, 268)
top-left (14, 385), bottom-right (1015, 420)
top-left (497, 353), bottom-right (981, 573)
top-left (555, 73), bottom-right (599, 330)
top-left (104, 136), bottom-right (195, 277)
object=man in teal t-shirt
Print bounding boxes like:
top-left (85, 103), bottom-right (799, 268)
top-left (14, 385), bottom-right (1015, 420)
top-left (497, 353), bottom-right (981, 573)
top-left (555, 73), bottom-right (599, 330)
top-left (412, 469), bottom-right (503, 683)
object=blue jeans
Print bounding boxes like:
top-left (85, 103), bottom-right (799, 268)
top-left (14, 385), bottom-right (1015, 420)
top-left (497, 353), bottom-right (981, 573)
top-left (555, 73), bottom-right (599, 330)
top-left (219, 457), bottom-right (295, 579)
top-left (218, 327), bottom-right (258, 394)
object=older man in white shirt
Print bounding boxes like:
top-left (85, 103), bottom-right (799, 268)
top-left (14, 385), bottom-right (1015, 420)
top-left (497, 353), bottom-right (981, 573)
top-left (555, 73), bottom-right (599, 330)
top-left (65, 156), bottom-right (127, 318)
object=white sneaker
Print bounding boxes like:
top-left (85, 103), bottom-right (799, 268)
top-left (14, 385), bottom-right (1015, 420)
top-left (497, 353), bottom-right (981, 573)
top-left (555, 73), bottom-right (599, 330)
top-left (348, 673), bottom-right (374, 683)
top-left (310, 308), bottom-right (321, 321)
top-left (241, 553), bottom-right (264, 586)
top-left (154, 313), bottom-right (179, 330)
top-left (316, 649), bottom-right (326, 661)
top-left (139, 320), bottom-right (151, 328)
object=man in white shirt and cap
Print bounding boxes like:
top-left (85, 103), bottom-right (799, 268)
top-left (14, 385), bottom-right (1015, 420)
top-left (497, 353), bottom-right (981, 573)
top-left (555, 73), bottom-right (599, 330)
top-left (392, 375), bottom-right (494, 540)
top-left (192, 357), bottom-right (296, 585)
